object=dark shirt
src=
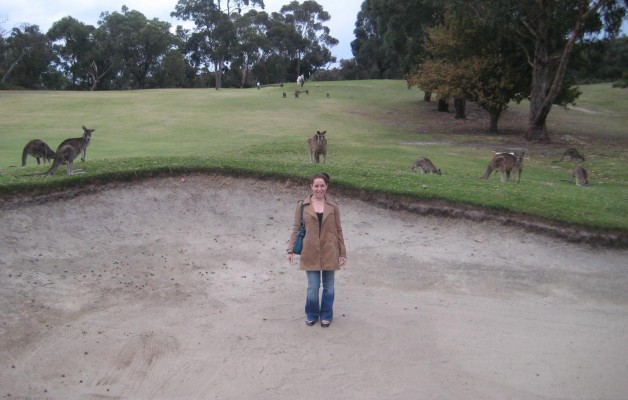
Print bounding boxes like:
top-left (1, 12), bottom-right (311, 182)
top-left (316, 212), bottom-right (323, 231)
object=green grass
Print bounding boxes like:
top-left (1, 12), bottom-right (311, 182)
top-left (1, 81), bottom-right (626, 232)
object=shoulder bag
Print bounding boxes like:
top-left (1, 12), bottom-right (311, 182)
top-left (292, 200), bottom-right (306, 255)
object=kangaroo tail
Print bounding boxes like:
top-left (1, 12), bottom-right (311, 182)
top-left (23, 157), bottom-right (61, 176)
top-left (480, 166), bottom-right (492, 179)
top-left (23, 158), bottom-right (61, 176)
top-left (43, 157), bottom-right (62, 176)
top-left (21, 146), bottom-right (29, 166)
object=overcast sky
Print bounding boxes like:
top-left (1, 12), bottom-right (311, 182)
top-left (0, 0), bottom-right (364, 63)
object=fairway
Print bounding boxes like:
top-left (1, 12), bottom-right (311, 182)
top-left (1, 81), bottom-right (626, 233)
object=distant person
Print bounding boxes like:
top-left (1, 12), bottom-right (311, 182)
top-left (256, 81), bottom-right (260, 90)
top-left (287, 172), bottom-right (347, 328)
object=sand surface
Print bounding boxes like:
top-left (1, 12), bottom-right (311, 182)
top-left (1, 175), bottom-right (627, 399)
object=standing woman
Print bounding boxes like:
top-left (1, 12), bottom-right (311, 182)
top-left (287, 172), bottom-right (347, 327)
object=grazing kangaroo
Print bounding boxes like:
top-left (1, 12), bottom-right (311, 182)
top-left (57, 125), bottom-right (94, 162)
top-left (22, 139), bottom-right (55, 166)
top-left (307, 130), bottom-right (327, 164)
top-left (411, 157), bottom-right (441, 175)
top-left (26, 127), bottom-right (93, 176)
top-left (481, 151), bottom-right (525, 183)
top-left (567, 166), bottom-right (589, 187)
top-left (282, 92), bottom-right (287, 98)
top-left (557, 148), bottom-right (585, 162)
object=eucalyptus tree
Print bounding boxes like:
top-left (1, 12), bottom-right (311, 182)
top-left (510, 0), bottom-right (627, 142)
top-left (351, 1), bottom-right (391, 78)
top-left (96, 7), bottom-right (177, 89)
top-left (278, 1), bottom-right (338, 77)
top-left (1, 24), bottom-right (54, 88)
top-left (151, 50), bottom-right (189, 87)
top-left (47, 17), bottom-right (95, 88)
top-left (351, 0), bottom-right (440, 78)
top-left (231, 9), bottom-right (270, 87)
top-left (172, 0), bottom-right (265, 89)
top-left (263, 11), bottom-right (303, 82)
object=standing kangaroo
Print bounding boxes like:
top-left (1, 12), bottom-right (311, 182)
top-left (411, 157), bottom-right (441, 175)
top-left (481, 151), bottom-right (525, 183)
top-left (22, 139), bottom-right (55, 166)
top-left (56, 125), bottom-right (94, 162)
top-left (307, 130), bottom-right (327, 164)
top-left (557, 148), bottom-right (585, 162)
top-left (26, 127), bottom-right (93, 176)
top-left (567, 166), bottom-right (589, 187)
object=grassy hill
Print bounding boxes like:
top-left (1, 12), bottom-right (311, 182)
top-left (1, 81), bottom-right (626, 233)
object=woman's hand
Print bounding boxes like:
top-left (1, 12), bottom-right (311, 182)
top-left (339, 257), bottom-right (347, 267)
top-left (287, 253), bottom-right (294, 264)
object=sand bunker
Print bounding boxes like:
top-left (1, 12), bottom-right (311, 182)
top-left (1, 175), bottom-right (627, 399)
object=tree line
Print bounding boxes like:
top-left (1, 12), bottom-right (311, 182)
top-left (0, 0), bottom-right (339, 90)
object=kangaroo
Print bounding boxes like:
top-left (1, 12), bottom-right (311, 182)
top-left (307, 130), bottom-right (327, 164)
top-left (22, 139), bottom-right (55, 166)
top-left (567, 166), bottom-right (589, 187)
top-left (282, 92), bottom-right (287, 98)
top-left (56, 125), bottom-right (94, 162)
top-left (557, 148), bottom-right (585, 162)
top-left (25, 127), bottom-right (93, 176)
top-left (294, 90), bottom-right (300, 98)
top-left (481, 151), bottom-right (525, 183)
top-left (411, 157), bottom-right (441, 175)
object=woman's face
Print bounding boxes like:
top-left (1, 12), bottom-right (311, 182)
top-left (311, 178), bottom-right (328, 199)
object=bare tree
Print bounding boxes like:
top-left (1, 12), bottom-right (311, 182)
top-left (87, 60), bottom-right (112, 91)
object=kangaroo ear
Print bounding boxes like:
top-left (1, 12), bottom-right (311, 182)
top-left (322, 131), bottom-right (326, 134)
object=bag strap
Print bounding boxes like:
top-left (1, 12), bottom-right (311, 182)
top-left (299, 200), bottom-right (305, 226)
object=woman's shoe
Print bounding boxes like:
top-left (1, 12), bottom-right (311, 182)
top-left (321, 320), bottom-right (331, 328)
top-left (306, 320), bottom-right (316, 326)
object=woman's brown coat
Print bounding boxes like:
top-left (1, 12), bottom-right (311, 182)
top-left (287, 195), bottom-right (346, 271)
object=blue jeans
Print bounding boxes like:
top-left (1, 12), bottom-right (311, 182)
top-left (305, 271), bottom-right (335, 322)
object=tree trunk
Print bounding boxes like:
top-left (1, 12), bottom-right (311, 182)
top-left (240, 64), bottom-right (249, 88)
top-left (524, 0), bottom-right (600, 143)
top-left (489, 110), bottom-right (500, 133)
top-left (1, 48), bottom-right (29, 84)
top-left (87, 61), bottom-right (111, 92)
top-left (525, 13), bottom-right (552, 143)
top-left (215, 57), bottom-right (224, 90)
top-left (437, 98), bottom-right (449, 112)
top-left (423, 91), bottom-right (432, 102)
top-left (454, 98), bottom-right (466, 119)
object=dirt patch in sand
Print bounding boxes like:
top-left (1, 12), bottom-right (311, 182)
top-left (1, 174), bottom-right (627, 399)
